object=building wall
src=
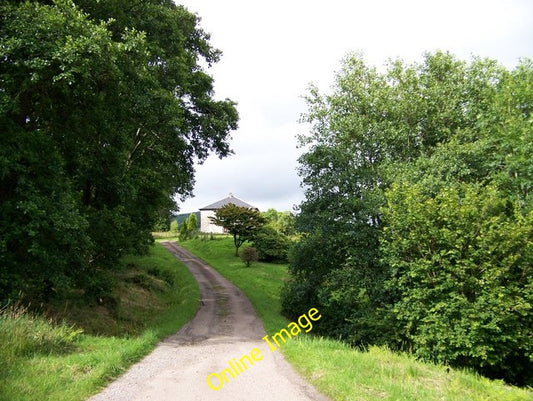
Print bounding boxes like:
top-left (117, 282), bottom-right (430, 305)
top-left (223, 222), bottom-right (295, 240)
top-left (200, 210), bottom-right (224, 234)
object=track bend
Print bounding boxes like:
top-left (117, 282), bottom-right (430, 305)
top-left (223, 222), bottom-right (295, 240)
top-left (88, 241), bottom-right (329, 401)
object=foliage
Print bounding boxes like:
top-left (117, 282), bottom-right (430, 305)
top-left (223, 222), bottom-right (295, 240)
top-left (152, 211), bottom-right (172, 232)
top-left (186, 213), bottom-right (199, 238)
top-left (179, 220), bottom-right (188, 241)
top-left (241, 246), bottom-right (259, 267)
top-left (282, 51), bottom-right (533, 385)
top-left (262, 209), bottom-right (297, 236)
top-left (0, 1), bottom-right (237, 303)
top-left (381, 182), bottom-right (533, 385)
top-left (210, 204), bottom-right (266, 256)
top-left (0, 130), bottom-right (91, 301)
top-left (253, 226), bottom-right (291, 263)
top-left (178, 213), bottom-right (198, 241)
top-left (169, 220), bottom-right (179, 234)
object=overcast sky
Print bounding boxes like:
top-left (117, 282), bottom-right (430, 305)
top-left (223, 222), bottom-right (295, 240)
top-left (175, 0), bottom-right (533, 213)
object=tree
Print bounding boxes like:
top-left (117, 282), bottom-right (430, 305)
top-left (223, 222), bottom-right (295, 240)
top-left (262, 209), bottom-right (296, 236)
top-left (210, 205), bottom-right (266, 256)
top-left (281, 51), bottom-right (533, 384)
top-left (186, 213), bottom-right (198, 238)
top-left (377, 58), bottom-right (533, 384)
top-left (170, 220), bottom-right (179, 234)
top-left (179, 213), bottom-right (198, 241)
top-left (0, 1), bottom-right (237, 303)
top-left (283, 53), bottom-right (424, 344)
top-left (0, 129), bottom-right (91, 301)
top-left (178, 221), bottom-right (188, 242)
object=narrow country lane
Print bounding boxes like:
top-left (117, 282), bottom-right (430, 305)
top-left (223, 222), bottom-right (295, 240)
top-left (88, 242), bottom-right (330, 401)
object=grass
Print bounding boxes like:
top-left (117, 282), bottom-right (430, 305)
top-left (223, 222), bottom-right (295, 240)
top-left (181, 237), bottom-right (533, 401)
top-left (152, 231), bottom-right (179, 239)
top-left (0, 242), bottom-right (199, 401)
top-left (284, 338), bottom-right (533, 401)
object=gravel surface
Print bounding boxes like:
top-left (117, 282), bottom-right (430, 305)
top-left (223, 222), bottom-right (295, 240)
top-left (88, 242), bottom-right (330, 401)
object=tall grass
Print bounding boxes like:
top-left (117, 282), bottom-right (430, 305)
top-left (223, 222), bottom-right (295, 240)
top-left (0, 303), bottom-right (83, 360)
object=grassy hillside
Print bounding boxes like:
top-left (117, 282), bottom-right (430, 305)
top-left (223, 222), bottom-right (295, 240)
top-left (0, 243), bottom-right (199, 401)
top-left (181, 237), bottom-right (533, 401)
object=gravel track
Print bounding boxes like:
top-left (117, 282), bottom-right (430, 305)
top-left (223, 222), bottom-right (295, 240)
top-left (88, 241), bottom-right (330, 401)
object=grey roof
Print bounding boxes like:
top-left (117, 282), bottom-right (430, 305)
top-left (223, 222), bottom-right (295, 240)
top-left (199, 193), bottom-right (256, 211)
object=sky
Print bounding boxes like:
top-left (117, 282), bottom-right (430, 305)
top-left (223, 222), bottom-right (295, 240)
top-left (175, 0), bottom-right (533, 213)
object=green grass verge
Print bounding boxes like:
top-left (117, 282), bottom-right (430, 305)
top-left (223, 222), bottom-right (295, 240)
top-left (0, 242), bottom-right (199, 401)
top-left (181, 237), bottom-right (533, 401)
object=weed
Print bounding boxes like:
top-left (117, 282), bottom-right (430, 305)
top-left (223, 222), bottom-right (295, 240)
top-left (0, 303), bottom-right (83, 359)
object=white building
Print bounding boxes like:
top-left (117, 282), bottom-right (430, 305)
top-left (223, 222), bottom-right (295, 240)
top-left (199, 193), bottom-right (256, 233)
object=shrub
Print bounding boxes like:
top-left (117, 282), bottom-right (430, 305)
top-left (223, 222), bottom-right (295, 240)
top-left (185, 213), bottom-right (198, 239)
top-left (83, 270), bottom-right (116, 304)
top-left (241, 247), bottom-right (259, 267)
top-left (262, 209), bottom-right (296, 236)
top-left (178, 213), bottom-right (199, 241)
top-left (152, 214), bottom-right (171, 232)
top-left (253, 226), bottom-right (290, 263)
top-left (178, 221), bottom-right (188, 241)
top-left (381, 182), bottom-right (533, 385)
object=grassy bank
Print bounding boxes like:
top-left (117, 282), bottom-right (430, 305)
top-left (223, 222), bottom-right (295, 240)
top-left (0, 243), bottom-right (199, 401)
top-left (181, 237), bottom-right (533, 401)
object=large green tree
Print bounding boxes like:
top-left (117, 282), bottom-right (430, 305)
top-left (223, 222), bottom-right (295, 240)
top-left (282, 52), bottom-right (532, 384)
top-left (0, 0), bottom-right (237, 302)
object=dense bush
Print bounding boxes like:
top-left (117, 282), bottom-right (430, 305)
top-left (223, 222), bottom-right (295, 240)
top-left (381, 182), bottom-right (533, 385)
top-left (170, 220), bottom-right (179, 234)
top-left (152, 214), bottom-right (171, 232)
top-left (261, 209), bottom-right (296, 236)
top-left (253, 226), bottom-right (291, 263)
top-left (179, 213), bottom-right (199, 241)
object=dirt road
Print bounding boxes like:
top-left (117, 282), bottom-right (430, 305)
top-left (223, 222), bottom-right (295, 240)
top-left (89, 241), bottom-right (329, 401)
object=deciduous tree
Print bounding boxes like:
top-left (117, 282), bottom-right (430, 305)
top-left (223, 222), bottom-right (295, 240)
top-left (0, 0), bottom-right (237, 302)
top-left (282, 51), bottom-right (533, 385)
top-left (210, 205), bottom-right (266, 256)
